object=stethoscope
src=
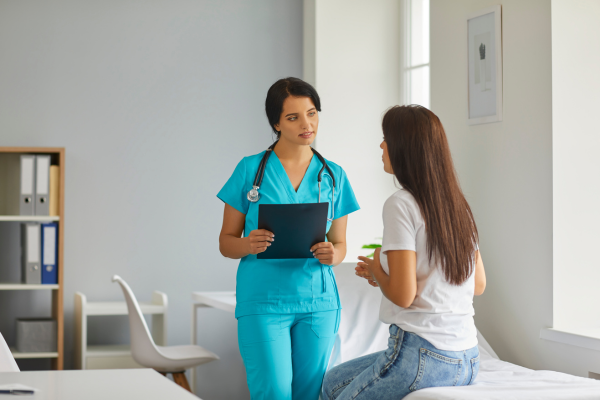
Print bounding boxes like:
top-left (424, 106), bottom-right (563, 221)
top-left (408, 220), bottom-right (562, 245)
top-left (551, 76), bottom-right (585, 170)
top-left (247, 141), bottom-right (336, 221)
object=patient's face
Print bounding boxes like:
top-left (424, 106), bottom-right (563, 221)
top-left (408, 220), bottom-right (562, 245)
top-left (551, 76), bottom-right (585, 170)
top-left (380, 140), bottom-right (393, 174)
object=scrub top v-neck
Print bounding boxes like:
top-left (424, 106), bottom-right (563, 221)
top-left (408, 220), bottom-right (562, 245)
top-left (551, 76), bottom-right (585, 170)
top-left (218, 150), bottom-right (360, 318)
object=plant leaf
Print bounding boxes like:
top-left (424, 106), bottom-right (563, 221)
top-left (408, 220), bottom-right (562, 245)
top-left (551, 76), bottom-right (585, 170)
top-left (361, 244), bottom-right (382, 249)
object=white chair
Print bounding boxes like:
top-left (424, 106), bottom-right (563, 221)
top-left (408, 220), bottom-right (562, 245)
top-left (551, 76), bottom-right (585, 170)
top-left (112, 275), bottom-right (218, 392)
top-left (0, 332), bottom-right (19, 372)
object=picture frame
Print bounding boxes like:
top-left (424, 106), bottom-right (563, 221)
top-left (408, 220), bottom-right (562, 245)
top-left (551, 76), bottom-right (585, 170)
top-left (467, 5), bottom-right (503, 125)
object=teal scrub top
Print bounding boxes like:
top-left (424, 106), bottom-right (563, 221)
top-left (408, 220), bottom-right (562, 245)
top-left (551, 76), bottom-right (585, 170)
top-left (218, 150), bottom-right (360, 318)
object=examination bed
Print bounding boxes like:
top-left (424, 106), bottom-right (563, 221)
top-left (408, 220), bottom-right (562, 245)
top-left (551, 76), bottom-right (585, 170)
top-left (331, 264), bottom-right (600, 399)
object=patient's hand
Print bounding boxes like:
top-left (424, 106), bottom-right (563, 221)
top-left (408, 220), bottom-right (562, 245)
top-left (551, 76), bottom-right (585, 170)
top-left (355, 265), bottom-right (379, 287)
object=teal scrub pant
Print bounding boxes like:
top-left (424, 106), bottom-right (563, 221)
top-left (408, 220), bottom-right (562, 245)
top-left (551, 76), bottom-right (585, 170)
top-left (237, 310), bottom-right (340, 400)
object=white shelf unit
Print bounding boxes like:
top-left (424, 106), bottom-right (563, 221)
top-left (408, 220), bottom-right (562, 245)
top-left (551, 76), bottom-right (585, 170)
top-left (0, 216), bottom-right (60, 222)
top-left (10, 347), bottom-right (59, 359)
top-left (0, 283), bottom-right (59, 291)
top-left (74, 291), bottom-right (168, 370)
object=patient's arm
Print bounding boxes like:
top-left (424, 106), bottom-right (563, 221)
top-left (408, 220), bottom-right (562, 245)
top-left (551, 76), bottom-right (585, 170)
top-left (358, 249), bottom-right (417, 308)
top-left (356, 249), bottom-right (486, 300)
top-left (474, 250), bottom-right (486, 295)
top-left (375, 249), bottom-right (417, 308)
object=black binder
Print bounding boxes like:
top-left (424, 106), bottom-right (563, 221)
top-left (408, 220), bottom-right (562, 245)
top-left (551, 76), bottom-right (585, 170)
top-left (257, 203), bottom-right (329, 259)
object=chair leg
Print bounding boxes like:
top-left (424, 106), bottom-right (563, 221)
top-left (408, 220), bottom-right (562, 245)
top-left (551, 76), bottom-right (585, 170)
top-left (172, 371), bottom-right (191, 392)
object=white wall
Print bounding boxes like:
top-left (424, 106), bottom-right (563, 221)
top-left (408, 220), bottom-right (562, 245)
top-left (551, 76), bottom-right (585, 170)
top-left (305, 0), bottom-right (400, 262)
top-left (431, 0), bottom-right (600, 378)
top-left (0, 1), bottom-right (302, 398)
top-left (551, 0), bottom-right (600, 330)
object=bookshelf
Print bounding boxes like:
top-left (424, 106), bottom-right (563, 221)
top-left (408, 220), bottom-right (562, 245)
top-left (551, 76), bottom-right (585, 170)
top-left (0, 147), bottom-right (65, 370)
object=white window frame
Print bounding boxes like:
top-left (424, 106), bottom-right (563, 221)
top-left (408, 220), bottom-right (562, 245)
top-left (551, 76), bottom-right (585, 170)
top-left (400, 0), bottom-right (430, 108)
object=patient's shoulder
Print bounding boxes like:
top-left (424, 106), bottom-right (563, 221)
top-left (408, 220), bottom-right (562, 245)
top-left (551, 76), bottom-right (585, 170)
top-left (384, 189), bottom-right (421, 222)
top-left (386, 189), bottom-right (418, 208)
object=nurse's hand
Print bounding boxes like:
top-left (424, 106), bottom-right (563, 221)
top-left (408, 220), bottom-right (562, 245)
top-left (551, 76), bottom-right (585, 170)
top-left (311, 242), bottom-right (335, 265)
top-left (246, 229), bottom-right (274, 255)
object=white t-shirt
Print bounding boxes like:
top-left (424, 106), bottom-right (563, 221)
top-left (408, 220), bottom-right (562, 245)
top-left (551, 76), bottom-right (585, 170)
top-left (379, 189), bottom-right (478, 351)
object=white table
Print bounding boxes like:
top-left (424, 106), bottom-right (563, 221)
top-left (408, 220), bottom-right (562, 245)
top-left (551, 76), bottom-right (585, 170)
top-left (190, 291), bottom-right (235, 394)
top-left (0, 369), bottom-right (199, 400)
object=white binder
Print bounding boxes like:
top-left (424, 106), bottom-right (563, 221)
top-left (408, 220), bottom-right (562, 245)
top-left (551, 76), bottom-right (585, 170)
top-left (20, 155), bottom-right (36, 216)
top-left (21, 223), bottom-right (41, 284)
top-left (35, 155), bottom-right (50, 216)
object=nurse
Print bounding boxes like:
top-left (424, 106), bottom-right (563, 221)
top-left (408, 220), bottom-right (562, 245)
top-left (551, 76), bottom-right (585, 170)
top-left (218, 77), bottom-right (359, 400)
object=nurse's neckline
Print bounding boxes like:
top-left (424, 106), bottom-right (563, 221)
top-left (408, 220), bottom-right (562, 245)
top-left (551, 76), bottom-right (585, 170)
top-left (272, 150), bottom-right (315, 193)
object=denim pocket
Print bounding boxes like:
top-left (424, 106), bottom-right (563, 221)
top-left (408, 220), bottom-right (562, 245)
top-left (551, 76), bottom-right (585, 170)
top-left (384, 328), bottom-right (402, 361)
top-left (409, 348), bottom-right (463, 392)
top-left (468, 356), bottom-right (480, 385)
top-left (237, 314), bottom-right (281, 345)
top-left (311, 309), bottom-right (339, 338)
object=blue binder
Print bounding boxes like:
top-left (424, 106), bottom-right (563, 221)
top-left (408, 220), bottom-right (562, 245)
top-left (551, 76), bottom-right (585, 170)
top-left (41, 222), bottom-right (58, 284)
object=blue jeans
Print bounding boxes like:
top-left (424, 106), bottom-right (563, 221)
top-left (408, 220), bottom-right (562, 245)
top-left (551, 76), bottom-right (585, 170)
top-left (322, 325), bottom-right (479, 400)
top-left (238, 310), bottom-right (340, 400)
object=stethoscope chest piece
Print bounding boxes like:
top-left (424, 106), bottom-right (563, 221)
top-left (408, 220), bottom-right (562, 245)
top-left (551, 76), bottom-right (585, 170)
top-left (247, 186), bottom-right (260, 202)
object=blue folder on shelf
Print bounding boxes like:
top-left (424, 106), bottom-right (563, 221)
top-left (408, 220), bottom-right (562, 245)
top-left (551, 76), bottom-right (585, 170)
top-left (41, 222), bottom-right (58, 284)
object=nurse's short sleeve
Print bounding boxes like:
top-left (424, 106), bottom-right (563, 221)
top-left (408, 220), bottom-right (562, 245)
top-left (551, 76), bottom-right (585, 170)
top-left (381, 196), bottom-right (416, 253)
top-left (333, 168), bottom-right (360, 219)
top-left (217, 158), bottom-right (249, 215)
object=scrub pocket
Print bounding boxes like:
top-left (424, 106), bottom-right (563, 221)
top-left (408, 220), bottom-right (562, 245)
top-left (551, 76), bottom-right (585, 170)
top-left (310, 309), bottom-right (340, 338)
top-left (238, 314), bottom-right (281, 345)
top-left (409, 348), bottom-right (463, 391)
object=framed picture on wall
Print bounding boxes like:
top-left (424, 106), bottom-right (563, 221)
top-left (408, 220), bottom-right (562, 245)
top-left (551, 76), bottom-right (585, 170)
top-left (467, 5), bottom-right (503, 125)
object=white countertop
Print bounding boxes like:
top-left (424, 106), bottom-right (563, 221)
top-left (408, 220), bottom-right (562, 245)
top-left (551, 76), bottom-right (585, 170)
top-left (0, 369), bottom-right (199, 400)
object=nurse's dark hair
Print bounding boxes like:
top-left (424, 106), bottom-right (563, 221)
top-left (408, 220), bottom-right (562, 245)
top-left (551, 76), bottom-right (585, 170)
top-left (382, 105), bottom-right (479, 286)
top-left (265, 77), bottom-right (321, 137)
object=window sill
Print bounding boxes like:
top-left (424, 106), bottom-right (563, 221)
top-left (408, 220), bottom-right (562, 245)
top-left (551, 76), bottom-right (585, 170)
top-left (540, 327), bottom-right (600, 351)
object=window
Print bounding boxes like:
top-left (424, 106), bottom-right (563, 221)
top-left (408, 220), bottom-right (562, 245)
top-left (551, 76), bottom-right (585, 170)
top-left (401, 0), bottom-right (430, 108)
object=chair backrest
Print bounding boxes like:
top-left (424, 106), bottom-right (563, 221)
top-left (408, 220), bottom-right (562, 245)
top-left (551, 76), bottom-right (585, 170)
top-left (112, 275), bottom-right (162, 367)
top-left (0, 332), bottom-right (19, 372)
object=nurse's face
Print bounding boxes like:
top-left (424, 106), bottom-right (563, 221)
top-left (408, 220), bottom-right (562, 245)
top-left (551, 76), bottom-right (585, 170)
top-left (380, 140), bottom-right (393, 174)
top-left (274, 96), bottom-right (318, 146)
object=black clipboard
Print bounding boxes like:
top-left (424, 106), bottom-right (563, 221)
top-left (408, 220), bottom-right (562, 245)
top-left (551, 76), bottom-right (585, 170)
top-left (257, 203), bottom-right (329, 259)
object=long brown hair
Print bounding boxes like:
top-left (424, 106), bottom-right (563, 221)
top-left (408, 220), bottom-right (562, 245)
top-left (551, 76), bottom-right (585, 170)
top-left (382, 105), bottom-right (478, 285)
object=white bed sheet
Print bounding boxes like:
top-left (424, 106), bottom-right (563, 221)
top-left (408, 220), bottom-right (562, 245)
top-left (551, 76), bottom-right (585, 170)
top-left (405, 347), bottom-right (600, 400)
top-left (332, 264), bottom-right (600, 399)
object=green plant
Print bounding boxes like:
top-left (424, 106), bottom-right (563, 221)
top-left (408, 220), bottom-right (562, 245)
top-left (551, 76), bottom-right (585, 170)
top-left (361, 243), bottom-right (382, 258)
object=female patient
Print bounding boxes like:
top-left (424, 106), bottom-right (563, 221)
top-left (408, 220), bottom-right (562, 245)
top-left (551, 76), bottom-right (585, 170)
top-left (322, 105), bottom-right (486, 400)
